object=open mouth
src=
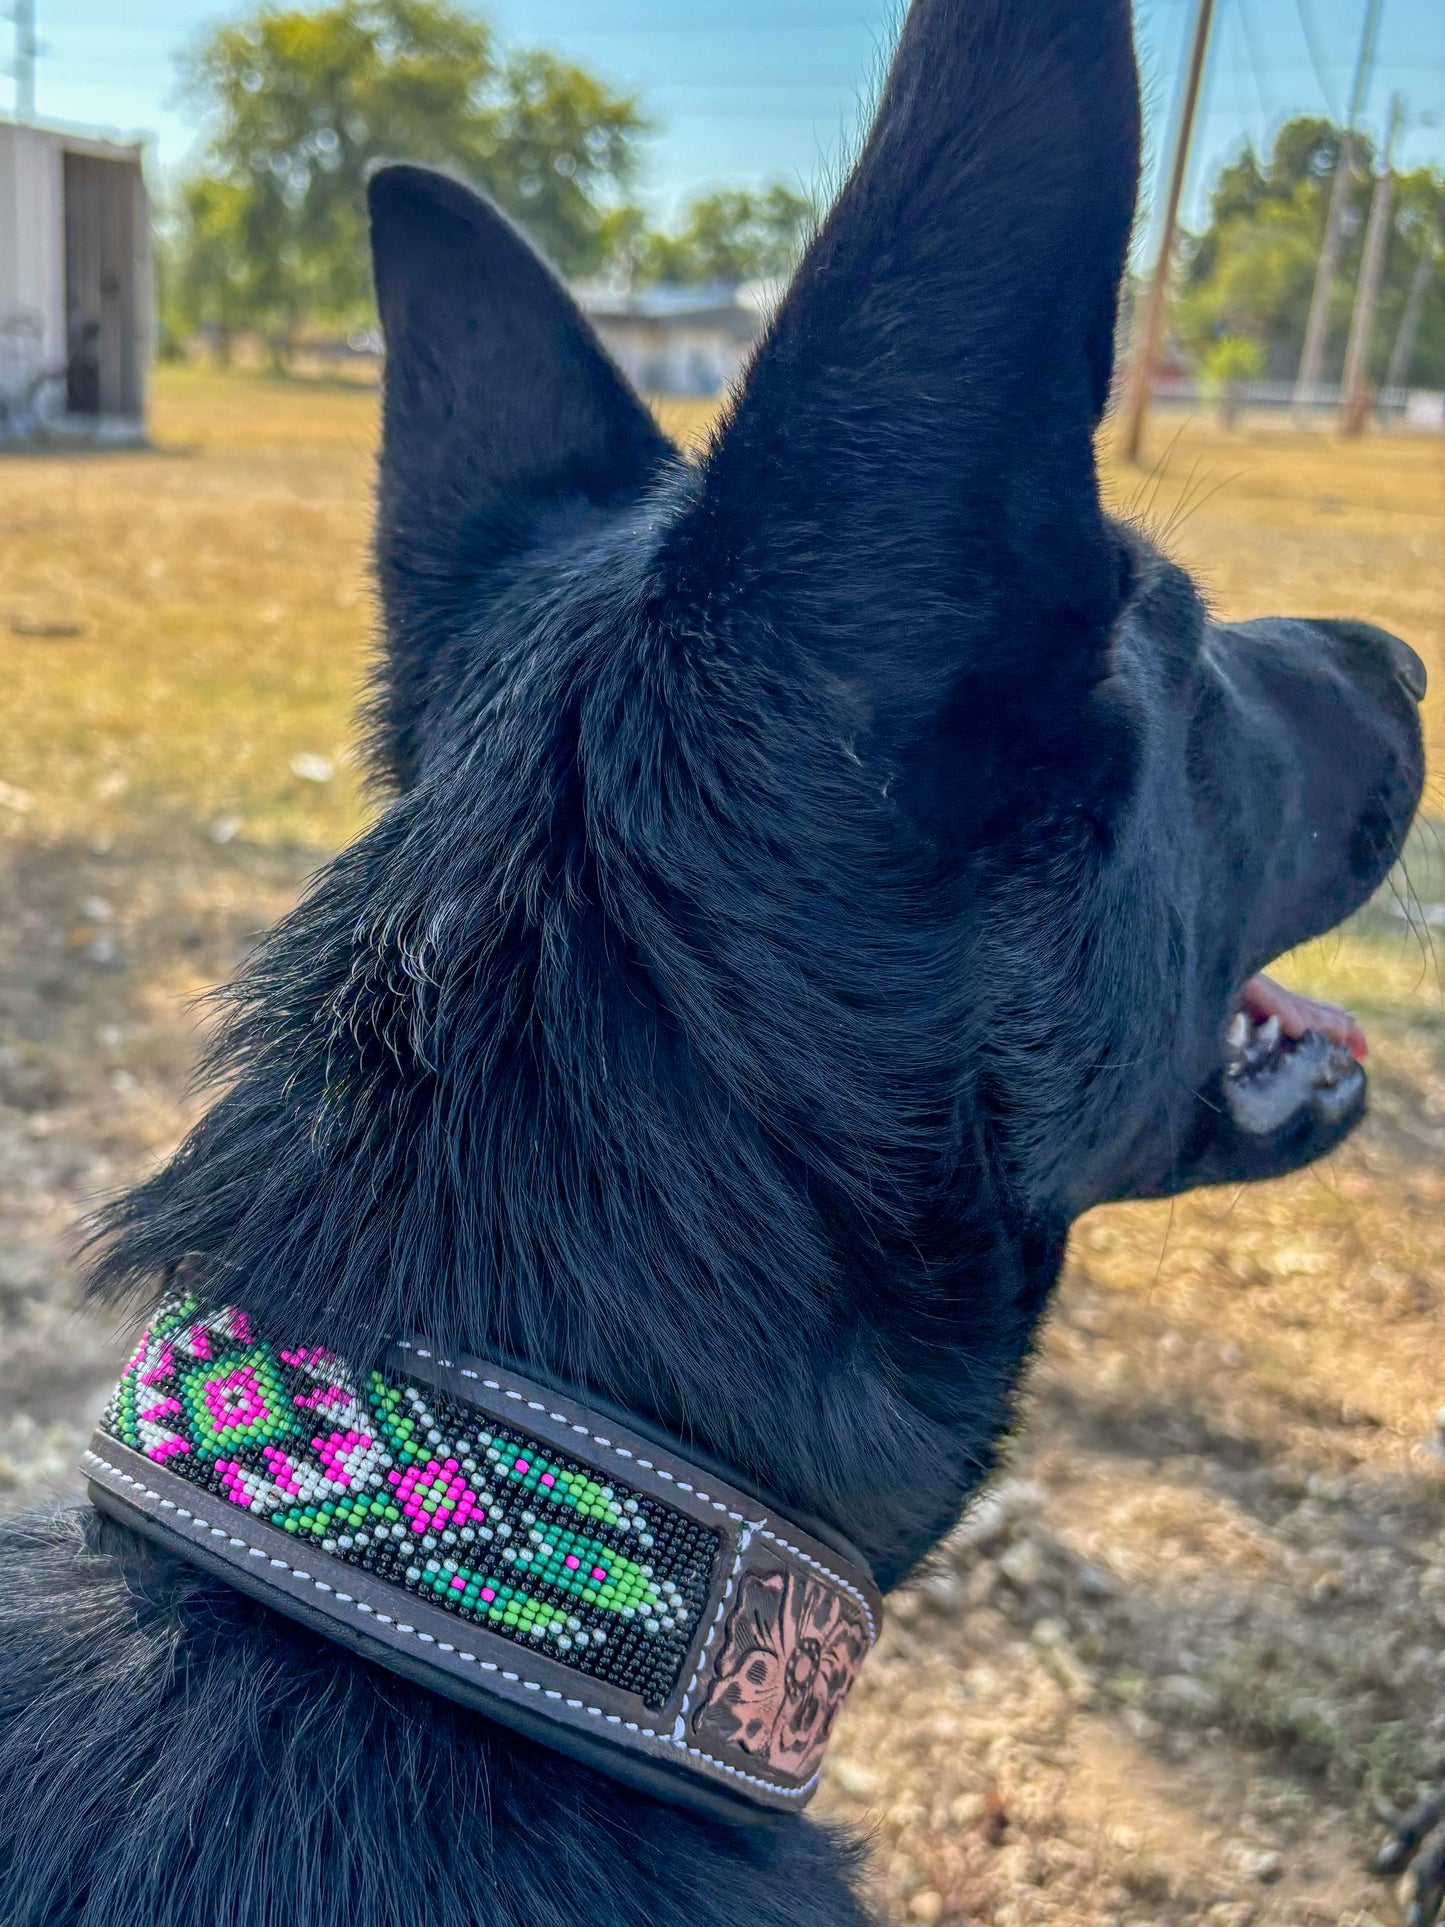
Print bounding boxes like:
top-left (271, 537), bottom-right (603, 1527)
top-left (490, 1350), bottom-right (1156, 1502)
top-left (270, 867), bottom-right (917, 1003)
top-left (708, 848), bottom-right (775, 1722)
top-left (1221, 973), bottom-right (1367, 1138)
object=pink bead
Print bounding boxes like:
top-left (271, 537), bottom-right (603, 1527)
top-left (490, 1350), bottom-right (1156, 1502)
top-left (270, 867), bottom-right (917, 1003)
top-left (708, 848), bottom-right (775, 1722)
top-left (202, 1367), bottom-right (268, 1432)
top-left (139, 1343), bottom-right (175, 1387)
top-left (564, 1555), bottom-right (581, 1570)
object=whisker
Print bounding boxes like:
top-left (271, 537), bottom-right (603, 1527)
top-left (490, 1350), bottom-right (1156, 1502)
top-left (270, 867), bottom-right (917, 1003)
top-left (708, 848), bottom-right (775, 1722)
top-left (1161, 466), bottom-right (1250, 543)
top-left (1125, 416), bottom-right (1191, 527)
top-left (1162, 451), bottom-right (1207, 533)
top-left (1148, 1189), bottom-right (1178, 1301)
top-left (1390, 854), bottom-right (1442, 995)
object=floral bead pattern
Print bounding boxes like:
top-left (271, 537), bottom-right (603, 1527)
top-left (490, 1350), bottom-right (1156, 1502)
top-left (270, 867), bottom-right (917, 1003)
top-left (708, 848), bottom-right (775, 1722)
top-left (693, 1567), bottom-right (870, 1779)
top-left (101, 1297), bottom-right (721, 1708)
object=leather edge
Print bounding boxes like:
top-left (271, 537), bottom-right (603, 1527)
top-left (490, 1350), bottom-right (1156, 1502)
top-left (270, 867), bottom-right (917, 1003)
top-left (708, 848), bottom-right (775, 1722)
top-left (86, 1436), bottom-right (825, 1818)
top-left (391, 1341), bottom-right (884, 1637)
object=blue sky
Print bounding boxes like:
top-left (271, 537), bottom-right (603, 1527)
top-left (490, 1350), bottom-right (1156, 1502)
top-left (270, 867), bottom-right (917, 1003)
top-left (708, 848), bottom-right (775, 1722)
top-left (10, 0), bottom-right (1445, 238)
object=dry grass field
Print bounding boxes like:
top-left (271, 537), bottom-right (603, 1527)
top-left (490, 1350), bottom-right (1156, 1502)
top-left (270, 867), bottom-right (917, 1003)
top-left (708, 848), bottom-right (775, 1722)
top-left (0, 369), bottom-right (1442, 1926)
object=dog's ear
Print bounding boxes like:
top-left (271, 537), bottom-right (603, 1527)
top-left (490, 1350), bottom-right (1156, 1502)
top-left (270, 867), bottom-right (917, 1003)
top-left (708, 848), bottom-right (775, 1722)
top-left (367, 165), bottom-right (672, 784)
top-left (673, 0), bottom-right (1141, 817)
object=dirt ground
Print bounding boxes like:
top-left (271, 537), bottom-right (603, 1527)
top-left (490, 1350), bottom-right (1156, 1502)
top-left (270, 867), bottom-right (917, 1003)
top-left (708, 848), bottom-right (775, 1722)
top-left (0, 372), bottom-right (1442, 1925)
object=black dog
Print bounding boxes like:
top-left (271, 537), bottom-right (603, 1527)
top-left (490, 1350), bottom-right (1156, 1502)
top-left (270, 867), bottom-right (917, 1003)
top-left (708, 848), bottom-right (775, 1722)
top-left (0, 0), bottom-right (1425, 1921)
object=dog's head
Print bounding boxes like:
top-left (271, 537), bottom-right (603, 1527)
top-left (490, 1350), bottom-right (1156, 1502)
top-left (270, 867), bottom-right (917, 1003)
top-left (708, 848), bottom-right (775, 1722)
top-left (99, 0), bottom-right (1424, 1574)
top-left (365, 0), bottom-right (1422, 1223)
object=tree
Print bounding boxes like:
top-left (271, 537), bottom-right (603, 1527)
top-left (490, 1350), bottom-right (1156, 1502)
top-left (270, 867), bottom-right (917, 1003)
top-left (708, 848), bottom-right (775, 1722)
top-left (169, 0), bottom-right (646, 361)
top-left (1199, 332), bottom-right (1265, 426)
top-left (477, 50), bottom-right (647, 274)
top-left (1177, 116), bottom-right (1445, 387)
top-left (164, 177), bottom-right (256, 361)
top-left (1387, 179), bottom-right (1445, 387)
top-left (633, 185), bottom-right (815, 287)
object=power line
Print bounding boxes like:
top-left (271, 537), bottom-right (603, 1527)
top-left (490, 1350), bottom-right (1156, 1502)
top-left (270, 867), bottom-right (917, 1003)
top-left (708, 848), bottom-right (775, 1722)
top-left (1293, 0), bottom-right (1342, 120)
top-left (1234, 0), bottom-right (1274, 130)
top-left (1120, 0), bottom-right (1218, 464)
top-left (1293, 0), bottom-right (1385, 407)
top-left (1340, 89), bottom-right (1404, 433)
top-left (1384, 204), bottom-right (1443, 391)
top-left (1343, 0), bottom-right (1386, 129)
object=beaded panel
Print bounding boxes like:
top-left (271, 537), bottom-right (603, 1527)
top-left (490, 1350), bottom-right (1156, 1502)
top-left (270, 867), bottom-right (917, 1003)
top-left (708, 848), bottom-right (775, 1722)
top-left (100, 1299), bottom-right (721, 1708)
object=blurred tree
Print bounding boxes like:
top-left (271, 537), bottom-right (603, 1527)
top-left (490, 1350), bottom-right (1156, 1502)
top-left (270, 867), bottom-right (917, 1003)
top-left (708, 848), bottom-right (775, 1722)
top-left (1177, 115), bottom-right (1444, 388)
top-left (166, 178), bottom-right (266, 364)
top-left (634, 185), bottom-right (815, 287)
top-left (478, 50), bottom-right (647, 272)
top-left (168, 0), bottom-right (646, 363)
top-left (1387, 183), bottom-right (1445, 387)
top-left (1199, 332), bottom-right (1266, 426)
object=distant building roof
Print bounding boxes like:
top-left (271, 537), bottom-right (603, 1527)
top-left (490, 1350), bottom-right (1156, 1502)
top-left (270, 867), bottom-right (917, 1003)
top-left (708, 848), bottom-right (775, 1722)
top-left (0, 113), bottom-right (147, 159)
top-left (575, 281), bottom-right (781, 399)
top-left (575, 281), bottom-right (780, 341)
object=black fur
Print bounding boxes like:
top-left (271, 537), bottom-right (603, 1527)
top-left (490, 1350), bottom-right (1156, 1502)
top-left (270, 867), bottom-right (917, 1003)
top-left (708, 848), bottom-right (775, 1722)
top-left (0, 1), bottom-right (1424, 1921)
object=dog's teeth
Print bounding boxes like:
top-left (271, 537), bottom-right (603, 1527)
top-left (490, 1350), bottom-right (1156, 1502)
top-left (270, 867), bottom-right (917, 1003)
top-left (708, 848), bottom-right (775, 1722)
top-left (1257, 1015), bottom-right (1281, 1053)
top-left (1226, 1012), bottom-right (1249, 1053)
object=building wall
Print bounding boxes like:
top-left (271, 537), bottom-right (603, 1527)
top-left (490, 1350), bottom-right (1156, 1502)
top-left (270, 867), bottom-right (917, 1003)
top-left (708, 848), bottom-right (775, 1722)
top-left (0, 123), bottom-right (66, 396)
top-left (0, 123), bottom-right (151, 420)
top-left (592, 317), bottom-right (752, 398)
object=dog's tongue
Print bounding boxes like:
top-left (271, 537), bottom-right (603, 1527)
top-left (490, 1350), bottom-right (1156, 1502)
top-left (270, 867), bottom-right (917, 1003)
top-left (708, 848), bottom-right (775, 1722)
top-left (1241, 973), bottom-right (1368, 1062)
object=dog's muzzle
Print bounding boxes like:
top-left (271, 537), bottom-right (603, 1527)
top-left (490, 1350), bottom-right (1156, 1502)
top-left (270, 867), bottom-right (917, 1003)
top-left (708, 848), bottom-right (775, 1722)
top-left (85, 1298), bottom-right (882, 1821)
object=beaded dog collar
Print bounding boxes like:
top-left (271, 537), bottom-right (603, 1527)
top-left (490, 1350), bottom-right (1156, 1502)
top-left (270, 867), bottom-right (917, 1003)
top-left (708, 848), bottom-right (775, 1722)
top-left (84, 1297), bottom-right (882, 1820)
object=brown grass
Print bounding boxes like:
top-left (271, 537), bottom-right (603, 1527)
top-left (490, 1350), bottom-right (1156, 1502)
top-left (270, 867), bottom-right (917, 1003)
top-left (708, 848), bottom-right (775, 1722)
top-left (0, 370), bottom-right (1442, 1926)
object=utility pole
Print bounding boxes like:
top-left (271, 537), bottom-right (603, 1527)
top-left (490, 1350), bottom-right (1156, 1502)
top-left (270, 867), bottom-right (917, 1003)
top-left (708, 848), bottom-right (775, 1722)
top-left (1293, 0), bottom-right (1385, 410)
top-left (10, 0), bottom-right (36, 119)
top-left (1340, 93), bottom-right (1404, 435)
top-left (1384, 207), bottom-right (1442, 394)
top-left (1118, 0), bottom-right (1217, 465)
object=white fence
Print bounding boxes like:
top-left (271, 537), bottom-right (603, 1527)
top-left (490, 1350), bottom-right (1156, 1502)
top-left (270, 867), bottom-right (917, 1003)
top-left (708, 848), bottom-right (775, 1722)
top-left (1149, 375), bottom-right (1444, 425)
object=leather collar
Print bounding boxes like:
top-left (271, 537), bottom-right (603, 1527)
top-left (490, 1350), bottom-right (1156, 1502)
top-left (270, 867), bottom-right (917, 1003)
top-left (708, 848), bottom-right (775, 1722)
top-left (86, 1297), bottom-right (883, 1822)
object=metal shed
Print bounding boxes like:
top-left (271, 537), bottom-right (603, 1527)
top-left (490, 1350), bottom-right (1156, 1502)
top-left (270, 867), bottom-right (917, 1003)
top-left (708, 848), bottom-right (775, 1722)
top-left (0, 119), bottom-right (151, 439)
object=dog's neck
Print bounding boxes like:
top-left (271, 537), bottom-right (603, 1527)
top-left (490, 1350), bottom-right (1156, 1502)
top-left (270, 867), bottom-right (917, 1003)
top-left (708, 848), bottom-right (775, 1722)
top-left (94, 608), bottom-right (1064, 1589)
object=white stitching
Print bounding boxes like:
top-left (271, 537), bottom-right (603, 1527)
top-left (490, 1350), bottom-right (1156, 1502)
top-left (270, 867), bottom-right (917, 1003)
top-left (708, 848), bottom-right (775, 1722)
top-left (84, 1451), bottom-right (816, 1803)
top-left (395, 1341), bottom-right (879, 1638)
top-left (677, 1525), bottom-right (751, 1721)
top-left (758, 1530), bottom-right (878, 1642)
top-left (391, 1341), bottom-right (867, 1580)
